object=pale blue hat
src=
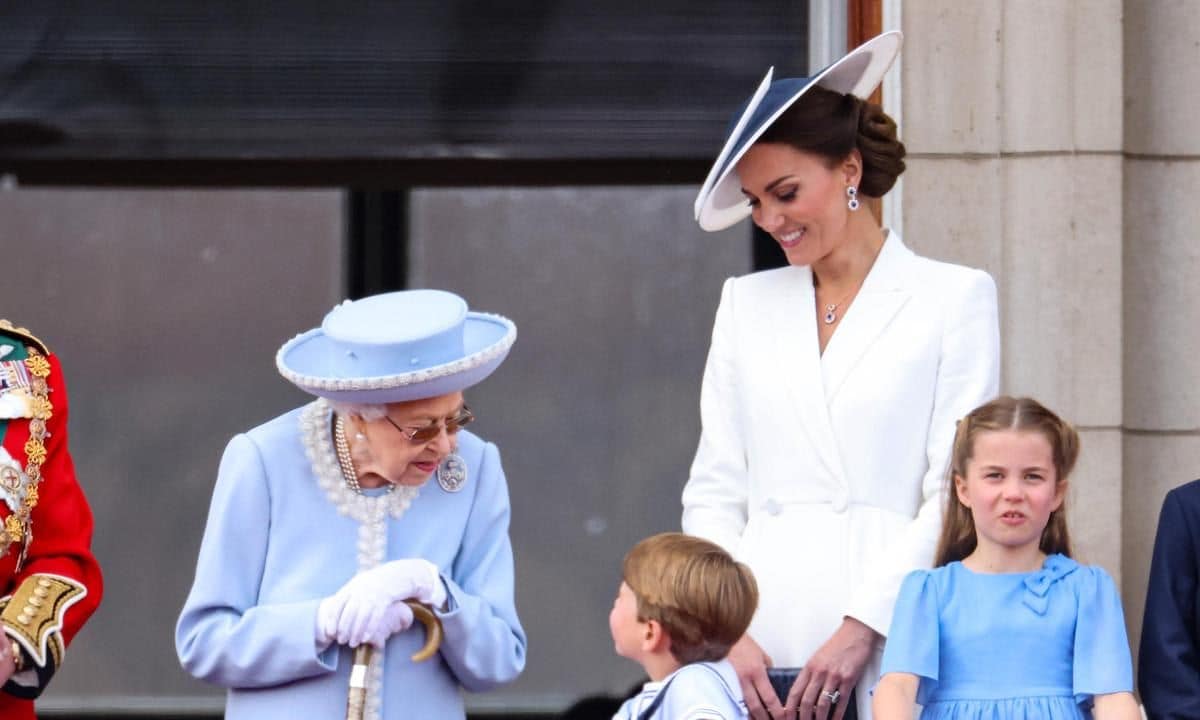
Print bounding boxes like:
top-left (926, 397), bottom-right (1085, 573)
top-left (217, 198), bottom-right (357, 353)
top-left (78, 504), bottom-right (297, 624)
top-left (276, 289), bottom-right (516, 403)
top-left (694, 31), bottom-right (903, 232)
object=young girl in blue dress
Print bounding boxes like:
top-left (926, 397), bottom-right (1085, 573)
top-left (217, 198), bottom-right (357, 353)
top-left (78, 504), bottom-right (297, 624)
top-left (873, 396), bottom-right (1140, 720)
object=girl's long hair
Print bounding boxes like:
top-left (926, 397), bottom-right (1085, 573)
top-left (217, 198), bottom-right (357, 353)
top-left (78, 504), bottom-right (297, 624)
top-left (933, 396), bottom-right (1080, 566)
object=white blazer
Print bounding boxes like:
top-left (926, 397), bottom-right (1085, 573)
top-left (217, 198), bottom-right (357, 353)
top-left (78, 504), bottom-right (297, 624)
top-left (682, 232), bottom-right (999, 717)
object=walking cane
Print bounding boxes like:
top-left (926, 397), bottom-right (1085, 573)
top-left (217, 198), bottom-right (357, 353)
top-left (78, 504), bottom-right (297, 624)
top-left (345, 601), bottom-right (444, 720)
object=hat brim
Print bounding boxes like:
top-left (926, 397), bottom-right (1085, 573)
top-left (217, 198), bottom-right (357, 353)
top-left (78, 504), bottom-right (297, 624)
top-left (276, 312), bottom-right (516, 404)
top-left (695, 31), bottom-right (903, 232)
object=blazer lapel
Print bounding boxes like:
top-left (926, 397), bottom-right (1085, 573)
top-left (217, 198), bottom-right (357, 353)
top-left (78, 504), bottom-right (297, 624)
top-left (771, 266), bottom-right (846, 481)
top-left (821, 233), bottom-right (914, 404)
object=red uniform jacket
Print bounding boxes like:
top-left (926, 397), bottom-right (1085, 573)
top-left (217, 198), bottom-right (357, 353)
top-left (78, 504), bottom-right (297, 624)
top-left (0, 322), bottom-right (102, 719)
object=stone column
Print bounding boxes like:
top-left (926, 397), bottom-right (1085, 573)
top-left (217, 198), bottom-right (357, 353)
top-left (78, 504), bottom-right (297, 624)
top-left (1121, 0), bottom-right (1200, 662)
top-left (897, 0), bottom-right (1125, 579)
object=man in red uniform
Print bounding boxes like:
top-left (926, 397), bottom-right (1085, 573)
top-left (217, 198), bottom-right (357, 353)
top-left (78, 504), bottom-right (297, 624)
top-left (0, 320), bottom-right (102, 719)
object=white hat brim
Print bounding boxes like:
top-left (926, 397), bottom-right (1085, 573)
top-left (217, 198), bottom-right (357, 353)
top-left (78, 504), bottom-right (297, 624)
top-left (695, 31), bottom-right (903, 232)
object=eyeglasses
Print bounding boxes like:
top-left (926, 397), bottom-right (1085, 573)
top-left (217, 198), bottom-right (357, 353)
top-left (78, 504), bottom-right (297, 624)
top-left (384, 406), bottom-right (474, 443)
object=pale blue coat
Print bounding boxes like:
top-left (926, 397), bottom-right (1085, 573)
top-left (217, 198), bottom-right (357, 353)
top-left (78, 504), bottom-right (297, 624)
top-left (175, 403), bottom-right (526, 719)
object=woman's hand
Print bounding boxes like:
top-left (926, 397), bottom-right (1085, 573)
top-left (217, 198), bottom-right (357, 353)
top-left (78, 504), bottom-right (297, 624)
top-left (784, 616), bottom-right (880, 720)
top-left (317, 593), bottom-right (416, 649)
top-left (329, 594), bottom-right (417, 649)
top-left (318, 559), bottom-right (444, 648)
top-left (726, 633), bottom-right (784, 720)
top-left (341, 559), bottom-right (445, 608)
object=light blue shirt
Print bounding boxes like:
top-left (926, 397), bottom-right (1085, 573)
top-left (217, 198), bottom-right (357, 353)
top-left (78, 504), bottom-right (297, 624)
top-left (614, 660), bottom-right (747, 720)
top-left (176, 402), bottom-right (526, 719)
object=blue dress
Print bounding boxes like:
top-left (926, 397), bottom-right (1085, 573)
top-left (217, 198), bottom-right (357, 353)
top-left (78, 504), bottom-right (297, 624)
top-left (879, 554), bottom-right (1133, 719)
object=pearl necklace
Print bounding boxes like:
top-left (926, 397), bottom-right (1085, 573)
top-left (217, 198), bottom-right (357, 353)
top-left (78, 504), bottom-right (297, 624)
top-left (300, 400), bottom-right (418, 525)
top-left (299, 400), bottom-right (420, 720)
top-left (333, 415), bottom-right (363, 494)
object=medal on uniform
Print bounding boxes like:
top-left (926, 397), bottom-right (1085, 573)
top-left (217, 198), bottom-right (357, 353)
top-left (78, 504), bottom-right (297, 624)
top-left (0, 359), bottom-right (35, 419)
top-left (0, 449), bottom-right (24, 516)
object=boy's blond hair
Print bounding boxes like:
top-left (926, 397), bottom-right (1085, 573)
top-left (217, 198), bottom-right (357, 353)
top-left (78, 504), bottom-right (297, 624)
top-left (622, 532), bottom-right (758, 664)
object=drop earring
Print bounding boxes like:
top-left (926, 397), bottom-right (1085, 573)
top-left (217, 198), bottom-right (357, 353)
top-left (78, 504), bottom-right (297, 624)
top-left (846, 185), bottom-right (860, 211)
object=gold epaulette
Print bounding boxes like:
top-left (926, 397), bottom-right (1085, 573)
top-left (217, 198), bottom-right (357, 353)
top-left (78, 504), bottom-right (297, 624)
top-left (0, 320), bottom-right (49, 355)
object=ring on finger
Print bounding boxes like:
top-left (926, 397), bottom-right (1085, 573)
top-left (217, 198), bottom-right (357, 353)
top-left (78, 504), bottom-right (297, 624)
top-left (821, 689), bottom-right (841, 704)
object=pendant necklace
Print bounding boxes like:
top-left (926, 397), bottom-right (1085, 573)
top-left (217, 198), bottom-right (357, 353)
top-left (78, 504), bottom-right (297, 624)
top-left (819, 284), bottom-right (859, 325)
top-left (817, 237), bottom-right (885, 325)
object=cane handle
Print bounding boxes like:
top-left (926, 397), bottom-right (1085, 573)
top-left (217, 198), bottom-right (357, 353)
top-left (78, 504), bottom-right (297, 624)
top-left (405, 600), bottom-right (443, 662)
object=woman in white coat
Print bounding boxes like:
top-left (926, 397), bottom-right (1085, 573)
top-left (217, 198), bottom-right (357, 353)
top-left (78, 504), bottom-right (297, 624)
top-left (683, 33), bottom-right (999, 720)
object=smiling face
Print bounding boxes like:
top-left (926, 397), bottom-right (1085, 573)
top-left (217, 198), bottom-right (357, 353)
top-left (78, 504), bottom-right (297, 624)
top-left (955, 429), bottom-right (1067, 561)
top-left (736, 141), bottom-right (860, 267)
top-left (351, 391), bottom-right (465, 488)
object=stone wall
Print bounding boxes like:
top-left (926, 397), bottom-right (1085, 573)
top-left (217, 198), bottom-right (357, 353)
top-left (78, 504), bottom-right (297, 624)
top-left (892, 0), bottom-right (1200, 666)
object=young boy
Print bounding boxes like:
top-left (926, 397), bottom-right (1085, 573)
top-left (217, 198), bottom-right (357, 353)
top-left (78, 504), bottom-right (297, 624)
top-left (609, 532), bottom-right (758, 720)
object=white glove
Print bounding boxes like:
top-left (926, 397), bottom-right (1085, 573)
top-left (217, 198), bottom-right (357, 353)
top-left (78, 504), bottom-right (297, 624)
top-left (337, 597), bottom-right (415, 649)
top-left (317, 559), bottom-right (446, 648)
top-left (342, 558), bottom-right (445, 608)
top-left (316, 594), bottom-right (343, 648)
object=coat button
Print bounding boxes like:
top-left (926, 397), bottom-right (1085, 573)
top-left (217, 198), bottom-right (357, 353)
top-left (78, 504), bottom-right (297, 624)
top-left (764, 498), bottom-right (782, 516)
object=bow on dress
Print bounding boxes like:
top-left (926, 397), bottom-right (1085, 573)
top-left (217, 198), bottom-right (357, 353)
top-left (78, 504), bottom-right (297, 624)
top-left (1021, 554), bottom-right (1079, 616)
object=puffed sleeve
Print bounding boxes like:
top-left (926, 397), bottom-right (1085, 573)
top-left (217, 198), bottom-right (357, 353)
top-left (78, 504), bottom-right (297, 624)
top-left (878, 570), bottom-right (940, 705)
top-left (434, 441), bottom-right (526, 691)
top-left (1072, 565), bottom-right (1134, 704)
top-left (1139, 485), bottom-right (1200, 719)
top-left (847, 268), bottom-right (999, 634)
top-left (682, 277), bottom-right (749, 553)
top-left (175, 433), bottom-right (337, 688)
top-left (1, 351), bottom-right (103, 699)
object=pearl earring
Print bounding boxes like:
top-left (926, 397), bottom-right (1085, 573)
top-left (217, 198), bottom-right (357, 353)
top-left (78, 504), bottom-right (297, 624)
top-left (350, 430), bottom-right (372, 465)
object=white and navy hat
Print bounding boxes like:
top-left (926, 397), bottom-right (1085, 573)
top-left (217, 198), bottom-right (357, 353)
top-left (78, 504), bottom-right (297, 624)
top-left (276, 289), bottom-right (516, 404)
top-left (694, 31), bottom-right (903, 232)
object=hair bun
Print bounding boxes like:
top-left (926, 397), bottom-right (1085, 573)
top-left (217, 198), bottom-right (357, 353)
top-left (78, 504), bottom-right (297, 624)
top-left (856, 101), bottom-right (906, 197)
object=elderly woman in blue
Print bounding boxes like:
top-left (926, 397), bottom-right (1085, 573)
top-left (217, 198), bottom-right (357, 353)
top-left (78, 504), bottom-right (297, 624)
top-left (175, 290), bottom-right (526, 720)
